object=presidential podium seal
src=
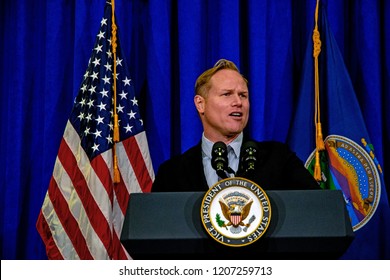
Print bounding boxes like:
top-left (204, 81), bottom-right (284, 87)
top-left (200, 177), bottom-right (271, 247)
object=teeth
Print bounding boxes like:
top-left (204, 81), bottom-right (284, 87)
top-left (231, 113), bottom-right (242, 116)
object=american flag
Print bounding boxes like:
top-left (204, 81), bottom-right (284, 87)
top-left (36, 2), bottom-right (154, 260)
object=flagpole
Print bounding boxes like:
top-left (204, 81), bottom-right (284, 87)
top-left (111, 0), bottom-right (120, 183)
top-left (313, 0), bottom-right (325, 181)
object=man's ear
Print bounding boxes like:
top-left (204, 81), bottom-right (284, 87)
top-left (194, 95), bottom-right (205, 114)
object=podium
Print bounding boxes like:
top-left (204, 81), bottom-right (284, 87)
top-left (120, 190), bottom-right (354, 259)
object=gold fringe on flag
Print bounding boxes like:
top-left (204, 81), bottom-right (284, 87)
top-left (111, 0), bottom-right (120, 183)
top-left (313, 0), bottom-right (325, 181)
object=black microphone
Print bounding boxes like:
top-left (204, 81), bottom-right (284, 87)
top-left (211, 141), bottom-right (229, 179)
top-left (240, 141), bottom-right (259, 177)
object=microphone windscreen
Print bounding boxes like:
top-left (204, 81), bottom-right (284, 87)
top-left (211, 141), bottom-right (228, 171)
top-left (241, 140), bottom-right (259, 172)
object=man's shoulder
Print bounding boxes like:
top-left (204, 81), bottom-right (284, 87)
top-left (152, 142), bottom-right (207, 192)
top-left (252, 139), bottom-right (290, 151)
top-left (159, 143), bottom-right (201, 167)
top-left (248, 139), bottom-right (296, 162)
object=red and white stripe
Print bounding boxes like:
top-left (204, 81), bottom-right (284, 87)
top-left (230, 214), bottom-right (242, 227)
top-left (36, 121), bottom-right (154, 259)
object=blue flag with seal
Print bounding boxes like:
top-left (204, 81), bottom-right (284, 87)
top-left (288, 2), bottom-right (390, 259)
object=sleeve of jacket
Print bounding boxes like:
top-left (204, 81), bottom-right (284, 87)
top-left (254, 141), bottom-right (319, 190)
top-left (151, 143), bottom-right (208, 192)
top-left (276, 142), bottom-right (319, 189)
top-left (152, 159), bottom-right (178, 192)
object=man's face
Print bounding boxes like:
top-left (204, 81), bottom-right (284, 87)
top-left (195, 69), bottom-right (250, 142)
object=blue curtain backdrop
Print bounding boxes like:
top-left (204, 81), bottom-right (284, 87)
top-left (0, 0), bottom-right (389, 259)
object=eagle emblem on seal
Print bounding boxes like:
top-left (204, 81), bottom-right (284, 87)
top-left (217, 191), bottom-right (256, 234)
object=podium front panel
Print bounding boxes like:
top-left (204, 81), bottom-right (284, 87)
top-left (120, 190), bottom-right (354, 259)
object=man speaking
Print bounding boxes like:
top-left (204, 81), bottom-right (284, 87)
top-left (152, 59), bottom-right (318, 192)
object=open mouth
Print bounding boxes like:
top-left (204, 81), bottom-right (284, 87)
top-left (229, 112), bottom-right (243, 117)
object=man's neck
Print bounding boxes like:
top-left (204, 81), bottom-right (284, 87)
top-left (203, 132), bottom-right (241, 145)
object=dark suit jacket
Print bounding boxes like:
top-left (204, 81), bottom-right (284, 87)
top-left (152, 139), bottom-right (319, 192)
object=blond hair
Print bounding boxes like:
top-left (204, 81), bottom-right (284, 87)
top-left (194, 59), bottom-right (248, 97)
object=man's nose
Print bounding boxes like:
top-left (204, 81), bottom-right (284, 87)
top-left (231, 93), bottom-right (242, 106)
